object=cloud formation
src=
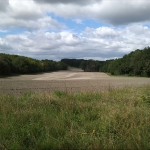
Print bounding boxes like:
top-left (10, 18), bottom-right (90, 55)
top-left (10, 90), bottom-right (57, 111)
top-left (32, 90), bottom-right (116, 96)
top-left (1, 24), bottom-right (150, 60)
top-left (0, 0), bottom-right (9, 11)
top-left (0, 0), bottom-right (65, 31)
top-left (0, 0), bottom-right (150, 60)
top-left (34, 0), bottom-right (101, 5)
top-left (1, 0), bottom-right (150, 29)
top-left (98, 0), bottom-right (150, 24)
top-left (33, 0), bottom-right (150, 25)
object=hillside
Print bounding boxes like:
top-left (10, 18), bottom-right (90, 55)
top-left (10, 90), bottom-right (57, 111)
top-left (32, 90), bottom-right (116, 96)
top-left (107, 47), bottom-right (150, 77)
top-left (0, 47), bottom-right (149, 77)
top-left (0, 53), bottom-right (67, 76)
top-left (61, 47), bottom-right (150, 77)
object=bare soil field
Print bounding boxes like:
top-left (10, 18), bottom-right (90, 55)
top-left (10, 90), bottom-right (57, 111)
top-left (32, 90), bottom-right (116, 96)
top-left (0, 69), bottom-right (150, 94)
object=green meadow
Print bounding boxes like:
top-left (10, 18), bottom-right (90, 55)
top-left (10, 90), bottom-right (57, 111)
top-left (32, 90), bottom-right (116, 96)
top-left (0, 86), bottom-right (150, 150)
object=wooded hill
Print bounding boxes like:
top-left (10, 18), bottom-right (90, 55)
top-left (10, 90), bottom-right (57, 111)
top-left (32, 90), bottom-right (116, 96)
top-left (0, 47), bottom-right (149, 77)
top-left (0, 53), bottom-right (67, 75)
top-left (61, 47), bottom-right (150, 77)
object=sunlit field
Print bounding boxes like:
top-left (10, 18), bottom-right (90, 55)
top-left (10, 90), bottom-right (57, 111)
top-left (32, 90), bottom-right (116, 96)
top-left (0, 71), bottom-right (150, 94)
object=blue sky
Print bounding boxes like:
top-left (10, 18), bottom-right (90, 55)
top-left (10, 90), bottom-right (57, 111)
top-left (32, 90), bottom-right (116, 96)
top-left (50, 13), bottom-right (106, 32)
top-left (0, 0), bottom-right (150, 60)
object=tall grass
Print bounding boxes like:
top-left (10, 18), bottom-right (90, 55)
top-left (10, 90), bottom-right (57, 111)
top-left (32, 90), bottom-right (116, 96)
top-left (0, 86), bottom-right (150, 149)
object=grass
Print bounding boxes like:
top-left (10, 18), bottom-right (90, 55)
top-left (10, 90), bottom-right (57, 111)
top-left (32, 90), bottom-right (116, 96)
top-left (0, 86), bottom-right (150, 149)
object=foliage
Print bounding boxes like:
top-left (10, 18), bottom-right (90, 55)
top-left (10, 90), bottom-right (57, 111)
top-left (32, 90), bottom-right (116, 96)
top-left (0, 86), bottom-right (150, 149)
top-left (0, 54), bottom-right (67, 75)
top-left (61, 59), bottom-right (105, 72)
top-left (107, 47), bottom-right (150, 77)
top-left (61, 59), bottom-right (84, 68)
top-left (61, 47), bottom-right (150, 77)
top-left (1, 46), bottom-right (150, 77)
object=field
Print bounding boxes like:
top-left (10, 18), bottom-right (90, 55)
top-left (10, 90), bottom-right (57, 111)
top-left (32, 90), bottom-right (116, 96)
top-left (0, 69), bottom-right (150, 94)
top-left (0, 70), bottom-right (150, 149)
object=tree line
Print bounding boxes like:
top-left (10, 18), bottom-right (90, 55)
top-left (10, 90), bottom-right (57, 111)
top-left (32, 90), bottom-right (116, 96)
top-left (61, 47), bottom-right (150, 77)
top-left (0, 53), bottom-right (67, 75)
top-left (107, 47), bottom-right (150, 77)
top-left (0, 47), bottom-right (149, 77)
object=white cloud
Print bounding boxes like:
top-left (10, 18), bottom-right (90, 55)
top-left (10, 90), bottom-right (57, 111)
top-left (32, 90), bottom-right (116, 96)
top-left (1, 0), bottom-right (150, 31)
top-left (1, 24), bottom-right (150, 60)
top-left (0, 0), bottom-right (150, 60)
top-left (0, 0), bottom-right (65, 31)
top-left (9, 0), bottom-right (42, 20)
top-left (33, 0), bottom-right (150, 25)
top-left (0, 15), bottom-right (64, 31)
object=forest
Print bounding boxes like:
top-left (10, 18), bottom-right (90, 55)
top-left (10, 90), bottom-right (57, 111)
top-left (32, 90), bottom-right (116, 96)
top-left (0, 47), bottom-right (150, 77)
top-left (61, 47), bottom-right (150, 77)
top-left (0, 54), bottom-right (67, 75)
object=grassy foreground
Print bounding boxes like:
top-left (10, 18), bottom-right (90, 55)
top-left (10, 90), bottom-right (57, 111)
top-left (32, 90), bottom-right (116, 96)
top-left (0, 86), bottom-right (150, 150)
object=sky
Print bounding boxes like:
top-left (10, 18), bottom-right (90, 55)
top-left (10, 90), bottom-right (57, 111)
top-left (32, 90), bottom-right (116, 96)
top-left (0, 0), bottom-right (150, 60)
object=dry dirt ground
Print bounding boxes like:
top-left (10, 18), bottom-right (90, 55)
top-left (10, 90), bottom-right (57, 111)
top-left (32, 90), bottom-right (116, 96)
top-left (0, 68), bottom-right (150, 94)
